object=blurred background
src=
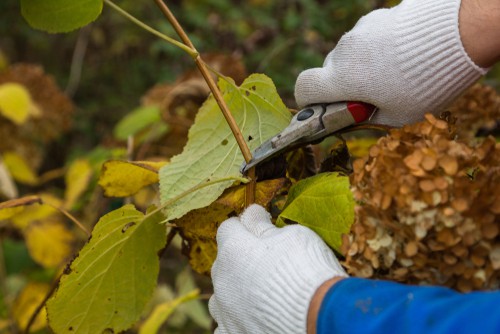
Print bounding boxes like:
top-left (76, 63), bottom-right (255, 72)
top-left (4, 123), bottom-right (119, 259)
top-left (0, 0), bottom-right (499, 333)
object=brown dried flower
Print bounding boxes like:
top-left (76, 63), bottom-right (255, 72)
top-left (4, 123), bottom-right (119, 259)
top-left (344, 113), bottom-right (500, 292)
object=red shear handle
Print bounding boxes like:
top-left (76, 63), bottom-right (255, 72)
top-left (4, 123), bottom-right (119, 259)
top-left (346, 102), bottom-right (376, 123)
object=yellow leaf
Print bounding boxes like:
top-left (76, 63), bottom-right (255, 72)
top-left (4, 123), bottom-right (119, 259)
top-left (346, 138), bottom-right (379, 158)
top-left (12, 282), bottom-right (50, 332)
top-left (99, 160), bottom-right (167, 197)
top-left (0, 83), bottom-right (33, 125)
top-left (218, 178), bottom-right (288, 210)
top-left (2, 151), bottom-right (39, 185)
top-left (11, 194), bottom-right (62, 230)
top-left (24, 219), bottom-right (74, 268)
top-left (0, 206), bottom-right (24, 221)
top-left (139, 289), bottom-right (200, 334)
top-left (186, 239), bottom-right (218, 276)
top-left (64, 158), bottom-right (93, 209)
top-left (174, 179), bottom-right (288, 274)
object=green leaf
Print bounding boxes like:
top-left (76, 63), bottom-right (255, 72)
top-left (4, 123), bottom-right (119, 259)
top-left (277, 172), bottom-right (354, 251)
top-left (159, 74), bottom-right (291, 221)
top-left (47, 205), bottom-right (167, 334)
top-left (113, 105), bottom-right (167, 140)
top-left (20, 0), bottom-right (103, 33)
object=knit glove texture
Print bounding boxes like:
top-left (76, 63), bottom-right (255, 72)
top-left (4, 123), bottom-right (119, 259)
top-left (209, 205), bottom-right (347, 334)
top-left (295, 0), bottom-right (488, 127)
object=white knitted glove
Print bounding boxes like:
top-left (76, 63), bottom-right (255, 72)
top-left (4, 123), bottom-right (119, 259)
top-left (295, 0), bottom-right (489, 127)
top-left (209, 204), bottom-right (347, 334)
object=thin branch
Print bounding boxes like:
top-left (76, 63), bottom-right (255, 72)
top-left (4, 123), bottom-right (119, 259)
top-left (103, 0), bottom-right (198, 58)
top-left (152, 0), bottom-right (256, 205)
top-left (152, 0), bottom-right (195, 50)
top-left (45, 203), bottom-right (91, 237)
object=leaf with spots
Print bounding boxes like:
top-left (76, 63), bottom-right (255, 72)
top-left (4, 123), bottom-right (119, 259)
top-left (277, 172), bottom-right (355, 251)
top-left (159, 74), bottom-right (291, 221)
top-left (46, 205), bottom-right (167, 334)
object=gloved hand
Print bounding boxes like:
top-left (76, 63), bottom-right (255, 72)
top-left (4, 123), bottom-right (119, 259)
top-left (294, 0), bottom-right (489, 127)
top-left (209, 204), bottom-right (347, 334)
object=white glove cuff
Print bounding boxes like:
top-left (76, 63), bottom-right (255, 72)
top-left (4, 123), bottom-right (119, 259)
top-left (393, 0), bottom-right (488, 113)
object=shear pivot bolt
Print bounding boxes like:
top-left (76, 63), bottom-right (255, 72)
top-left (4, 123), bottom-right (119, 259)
top-left (297, 108), bottom-right (315, 121)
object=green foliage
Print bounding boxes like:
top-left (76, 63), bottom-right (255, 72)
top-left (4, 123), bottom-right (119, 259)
top-left (47, 205), bottom-right (167, 334)
top-left (159, 73), bottom-right (291, 221)
top-left (113, 105), bottom-right (167, 141)
top-left (20, 0), bottom-right (103, 33)
top-left (4, 0), bottom-right (498, 332)
top-left (277, 172), bottom-right (355, 251)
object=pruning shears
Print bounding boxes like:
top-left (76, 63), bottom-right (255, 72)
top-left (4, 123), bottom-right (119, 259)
top-left (240, 101), bottom-right (377, 174)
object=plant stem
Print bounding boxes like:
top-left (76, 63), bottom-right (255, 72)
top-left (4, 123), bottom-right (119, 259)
top-left (153, 0), bottom-right (256, 205)
top-left (45, 203), bottom-right (91, 237)
top-left (103, 0), bottom-right (198, 58)
top-left (153, 0), bottom-right (252, 163)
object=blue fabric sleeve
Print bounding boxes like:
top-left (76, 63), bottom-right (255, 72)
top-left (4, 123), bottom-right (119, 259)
top-left (317, 277), bottom-right (500, 334)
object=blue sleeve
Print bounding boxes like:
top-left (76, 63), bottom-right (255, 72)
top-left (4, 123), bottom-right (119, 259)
top-left (317, 277), bottom-right (500, 334)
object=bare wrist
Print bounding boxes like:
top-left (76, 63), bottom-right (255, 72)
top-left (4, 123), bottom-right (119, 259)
top-left (307, 276), bottom-right (346, 334)
top-left (459, 0), bottom-right (500, 68)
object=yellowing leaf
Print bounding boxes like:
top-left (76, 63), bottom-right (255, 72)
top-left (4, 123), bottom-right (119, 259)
top-left (175, 179), bottom-right (287, 274)
top-left (24, 219), bottom-right (75, 268)
top-left (0, 206), bottom-right (24, 221)
top-left (186, 239), bottom-right (218, 276)
top-left (47, 205), bottom-right (167, 334)
top-left (0, 83), bottom-right (32, 125)
top-left (218, 178), bottom-right (288, 210)
top-left (11, 194), bottom-right (62, 230)
top-left (64, 158), bottom-right (93, 209)
top-left (159, 74), bottom-right (291, 221)
top-left (2, 152), bottom-right (38, 185)
top-left (277, 172), bottom-right (355, 251)
top-left (346, 138), bottom-right (379, 158)
top-left (99, 160), bottom-right (167, 197)
top-left (139, 289), bottom-right (200, 334)
top-left (12, 282), bottom-right (50, 332)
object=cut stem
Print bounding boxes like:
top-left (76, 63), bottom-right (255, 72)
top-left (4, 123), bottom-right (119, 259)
top-left (153, 0), bottom-right (256, 205)
top-left (153, 0), bottom-right (252, 163)
top-left (45, 203), bottom-right (91, 237)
